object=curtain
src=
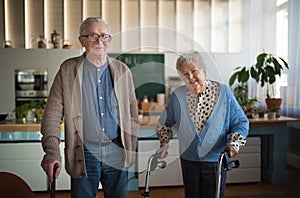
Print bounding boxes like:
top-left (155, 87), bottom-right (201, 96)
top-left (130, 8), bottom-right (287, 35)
top-left (244, 0), bottom-right (270, 109)
top-left (281, 0), bottom-right (300, 118)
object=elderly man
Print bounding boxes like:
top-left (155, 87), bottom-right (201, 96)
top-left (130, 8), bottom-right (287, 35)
top-left (40, 17), bottom-right (139, 198)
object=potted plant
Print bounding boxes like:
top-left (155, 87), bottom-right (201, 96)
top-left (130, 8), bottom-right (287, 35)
top-left (229, 78), bottom-right (258, 118)
top-left (229, 51), bottom-right (289, 117)
top-left (13, 100), bottom-right (43, 122)
top-left (251, 52), bottom-right (289, 117)
top-left (268, 108), bottom-right (277, 119)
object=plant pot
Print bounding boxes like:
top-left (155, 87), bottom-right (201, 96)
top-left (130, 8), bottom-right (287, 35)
top-left (265, 98), bottom-right (282, 117)
top-left (258, 111), bottom-right (265, 118)
top-left (268, 112), bottom-right (276, 119)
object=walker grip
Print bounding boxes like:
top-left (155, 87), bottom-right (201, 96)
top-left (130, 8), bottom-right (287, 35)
top-left (222, 151), bottom-right (240, 171)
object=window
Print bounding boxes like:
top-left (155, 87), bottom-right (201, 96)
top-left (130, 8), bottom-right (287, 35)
top-left (275, 0), bottom-right (288, 98)
top-left (194, 0), bottom-right (242, 53)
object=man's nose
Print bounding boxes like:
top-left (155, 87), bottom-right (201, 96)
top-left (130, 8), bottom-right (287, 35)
top-left (95, 37), bottom-right (103, 43)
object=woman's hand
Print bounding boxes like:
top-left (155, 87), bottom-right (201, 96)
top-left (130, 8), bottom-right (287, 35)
top-left (156, 143), bottom-right (169, 159)
top-left (224, 145), bottom-right (239, 158)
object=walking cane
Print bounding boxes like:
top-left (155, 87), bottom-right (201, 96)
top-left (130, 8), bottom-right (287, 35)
top-left (50, 163), bottom-right (59, 198)
top-left (215, 152), bottom-right (240, 198)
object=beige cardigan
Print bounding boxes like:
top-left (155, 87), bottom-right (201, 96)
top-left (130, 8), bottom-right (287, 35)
top-left (41, 53), bottom-right (139, 178)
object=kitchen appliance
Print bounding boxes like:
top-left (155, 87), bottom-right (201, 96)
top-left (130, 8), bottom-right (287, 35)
top-left (0, 113), bottom-right (8, 121)
top-left (15, 69), bottom-right (48, 108)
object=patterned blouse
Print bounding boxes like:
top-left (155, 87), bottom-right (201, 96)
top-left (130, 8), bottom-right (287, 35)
top-left (156, 80), bottom-right (246, 150)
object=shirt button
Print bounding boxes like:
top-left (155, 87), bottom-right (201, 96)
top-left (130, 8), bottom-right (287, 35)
top-left (99, 96), bottom-right (103, 100)
top-left (102, 128), bottom-right (105, 131)
top-left (101, 113), bottom-right (104, 116)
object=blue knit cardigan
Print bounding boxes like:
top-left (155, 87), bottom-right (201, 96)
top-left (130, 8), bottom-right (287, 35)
top-left (158, 82), bottom-right (249, 162)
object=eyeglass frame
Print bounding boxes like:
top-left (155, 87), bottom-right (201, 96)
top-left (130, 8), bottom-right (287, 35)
top-left (80, 33), bottom-right (112, 42)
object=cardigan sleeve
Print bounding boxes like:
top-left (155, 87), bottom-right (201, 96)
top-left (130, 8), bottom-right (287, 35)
top-left (156, 92), bottom-right (180, 143)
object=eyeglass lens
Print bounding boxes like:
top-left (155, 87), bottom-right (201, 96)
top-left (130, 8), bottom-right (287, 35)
top-left (89, 34), bottom-right (110, 42)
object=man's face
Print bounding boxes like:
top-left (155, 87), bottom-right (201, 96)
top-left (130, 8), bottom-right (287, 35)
top-left (79, 21), bottom-right (111, 57)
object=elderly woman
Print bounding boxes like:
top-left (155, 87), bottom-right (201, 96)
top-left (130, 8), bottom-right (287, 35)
top-left (156, 51), bottom-right (249, 198)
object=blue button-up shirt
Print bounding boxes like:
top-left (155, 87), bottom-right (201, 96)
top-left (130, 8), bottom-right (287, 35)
top-left (82, 58), bottom-right (119, 147)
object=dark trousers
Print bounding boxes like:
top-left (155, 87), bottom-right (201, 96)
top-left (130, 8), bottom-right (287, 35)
top-left (180, 158), bottom-right (226, 198)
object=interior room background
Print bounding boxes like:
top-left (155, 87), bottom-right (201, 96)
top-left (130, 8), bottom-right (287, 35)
top-left (0, 1), bottom-right (299, 124)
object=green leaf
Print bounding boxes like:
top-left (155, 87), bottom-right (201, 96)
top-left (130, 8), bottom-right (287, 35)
top-left (256, 53), bottom-right (267, 69)
top-left (237, 67), bottom-right (250, 83)
top-left (250, 67), bottom-right (259, 82)
top-left (234, 66), bottom-right (243, 70)
top-left (273, 58), bottom-right (283, 75)
top-left (229, 72), bottom-right (239, 86)
top-left (279, 57), bottom-right (289, 69)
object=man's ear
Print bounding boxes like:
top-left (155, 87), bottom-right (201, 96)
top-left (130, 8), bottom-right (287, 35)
top-left (78, 36), bottom-right (85, 47)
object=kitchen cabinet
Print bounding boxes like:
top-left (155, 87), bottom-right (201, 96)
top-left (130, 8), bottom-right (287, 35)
top-left (227, 137), bottom-right (261, 183)
top-left (0, 130), bottom-right (139, 191)
top-left (138, 137), bottom-right (261, 187)
top-left (0, 120), bottom-right (139, 191)
top-left (0, 141), bottom-right (71, 191)
top-left (0, 142), bottom-right (47, 191)
top-left (1, 116), bottom-right (297, 190)
top-left (0, 135), bottom-right (261, 191)
top-left (248, 116), bottom-right (299, 184)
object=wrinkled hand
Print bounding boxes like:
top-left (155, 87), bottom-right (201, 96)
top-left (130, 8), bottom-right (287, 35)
top-left (224, 145), bottom-right (239, 158)
top-left (41, 160), bottom-right (62, 183)
top-left (156, 143), bottom-right (169, 159)
top-left (125, 154), bottom-right (136, 168)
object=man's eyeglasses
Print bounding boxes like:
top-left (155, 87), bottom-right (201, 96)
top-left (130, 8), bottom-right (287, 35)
top-left (80, 34), bottom-right (112, 42)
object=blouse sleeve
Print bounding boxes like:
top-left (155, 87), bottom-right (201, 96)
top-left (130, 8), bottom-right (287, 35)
top-left (227, 132), bottom-right (247, 150)
top-left (156, 123), bottom-right (173, 143)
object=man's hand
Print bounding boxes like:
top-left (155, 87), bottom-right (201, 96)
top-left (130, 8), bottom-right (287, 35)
top-left (156, 143), bottom-right (169, 159)
top-left (41, 160), bottom-right (62, 183)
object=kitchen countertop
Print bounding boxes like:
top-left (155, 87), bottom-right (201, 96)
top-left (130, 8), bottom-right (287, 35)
top-left (1, 116), bottom-right (298, 132)
top-left (0, 118), bottom-right (159, 142)
top-left (0, 119), bottom-right (157, 132)
top-left (0, 116), bottom-right (298, 142)
top-left (0, 119), bottom-right (42, 132)
top-left (248, 116), bottom-right (299, 127)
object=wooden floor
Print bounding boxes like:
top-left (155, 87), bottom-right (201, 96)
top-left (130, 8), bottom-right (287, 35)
top-left (34, 166), bottom-right (300, 198)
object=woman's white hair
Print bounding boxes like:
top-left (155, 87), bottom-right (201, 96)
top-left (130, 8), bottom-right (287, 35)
top-left (176, 51), bottom-right (207, 71)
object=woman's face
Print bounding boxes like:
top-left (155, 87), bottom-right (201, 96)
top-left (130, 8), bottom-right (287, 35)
top-left (180, 63), bottom-right (207, 95)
